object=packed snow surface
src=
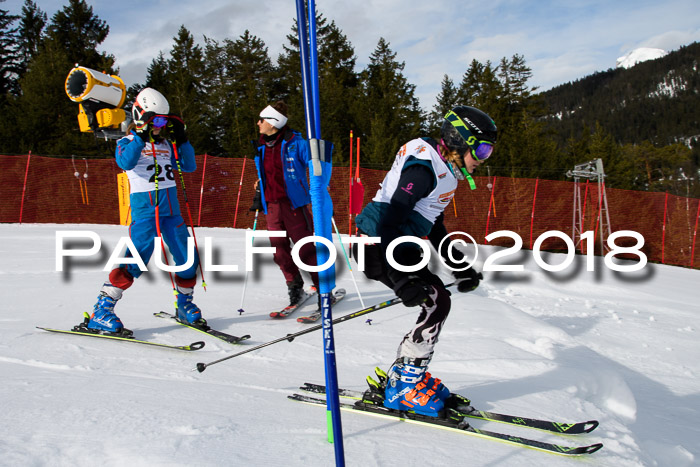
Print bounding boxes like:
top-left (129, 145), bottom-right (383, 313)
top-left (1, 223), bottom-right (699, 466)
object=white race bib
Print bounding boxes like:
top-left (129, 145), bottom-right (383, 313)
top-left (126, 139), bottom-right (176, 193)
top-left (372, 139), bottom-right (458, 224)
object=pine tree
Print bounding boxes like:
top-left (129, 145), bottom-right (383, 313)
top-left (277, 9), bottom-right (361, 164)
top-left (10, 36), bottom-right (83, 155)
top-left (145, 52), bottom-right (169, 92)
top-left (0, 0), bottom-right (115, 155)
top-left (201, 30), bottom-right (275, 156)
top-left (458, 59), bottom-right (503, 114)
top-left (0, 6), bottom-right (19, 96)
top-left (622, 140), bottom-right (692, 193)
top-left (16, 0), bottom-right (46, 79)
top-left (358, 38), bottom-right (423, 168)
top-left (316, 18), bottom-right (358, 166)
top-left (45, 0), bottom-right (113, 71)
top-left (492, 55), bottom-right (550, 178)
top-left (276, 14), bottom-right (310, 129)
top-left (164, 26), bottom-right (206, 151)
top-left (428, 75), bottom-right (457, 136)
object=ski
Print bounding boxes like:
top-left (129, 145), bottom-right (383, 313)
top-left (296, 289), bottom-right (347, 323)
top-left (270, 290), bottom-right (318, 318)
top-left (299, 382), bottom-right (599, 435)
top-left (288, 393), bottom-right (603, 456)
top-left (36, 326), bottom-right (205, 351)
top-left (154, 311), bottom-right (250, 344)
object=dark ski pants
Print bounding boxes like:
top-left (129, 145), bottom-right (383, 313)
top-left (265, 199), bottom-right (319, 288)
top-left (355, 241), bottom-right (452, 360)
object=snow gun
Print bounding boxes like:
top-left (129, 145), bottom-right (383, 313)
top-left (65, 65), bottom-right (129, 140)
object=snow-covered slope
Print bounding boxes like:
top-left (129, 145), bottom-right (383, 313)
top-left (616, 47), bottom-right (668, 69)
top-left (1, 224), bottom-right (698, 466)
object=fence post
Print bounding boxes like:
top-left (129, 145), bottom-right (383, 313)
top-left (197, 153), bottom-right (208, 226)
top-left (529, 178), bottom-right (539, 249)
top-left (485, 176), bottom-right (496, 240)
top-left (233, 157), bottom-right (247, 229)
top-left (661, 192), bottom-right (669, 264)
top-left (19, 152), bottom-right (31, 224)
top-left (691, 199), bottom-right (700, 268)
top-left (348, 131), bottom-right (353, 236)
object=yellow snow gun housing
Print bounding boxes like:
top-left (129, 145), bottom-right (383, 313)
top-left (65, 66), bottom-right (127, 138)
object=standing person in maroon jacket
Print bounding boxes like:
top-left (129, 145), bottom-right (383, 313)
top-left (253, 101), bottom-right (331, 309)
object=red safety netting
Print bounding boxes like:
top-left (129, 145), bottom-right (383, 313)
top-left (2, 153), bottom-right (699, 269)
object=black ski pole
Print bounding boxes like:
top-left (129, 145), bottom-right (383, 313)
top-left (194, 281), bottom-right (458, 373)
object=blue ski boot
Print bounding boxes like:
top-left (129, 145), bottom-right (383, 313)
top-left (176, 288), bottom-right (205, 325)
top-left (384, 358), bottom-right (445, 417)
top-left (422, 372), bottom-right (451, 402)
top-left (88, 293), bottom-right (123, 333)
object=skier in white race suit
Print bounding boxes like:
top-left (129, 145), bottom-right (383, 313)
top-left (354, 106), bottom-right (497, 416)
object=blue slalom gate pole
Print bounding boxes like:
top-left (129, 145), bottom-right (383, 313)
top-left (295, 1), bottom-right (345, 466)
top-left (307, 0), bottom-right (322, 138)
top-left (295, 0), bottom-right (314, 139)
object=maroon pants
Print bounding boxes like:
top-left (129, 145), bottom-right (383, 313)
top-left (266, 199), bottom-right (319, 287)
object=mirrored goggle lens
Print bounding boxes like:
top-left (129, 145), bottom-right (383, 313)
top-left (152, 116), bottom-right (168, 128)
top-left (474, 142), bottom-right (494, 160)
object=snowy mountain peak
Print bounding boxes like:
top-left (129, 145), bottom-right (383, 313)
top-left (616, 47), bottom-right (668, 69)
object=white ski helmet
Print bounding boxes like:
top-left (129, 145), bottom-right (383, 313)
top-left (132, 87), bottom-right (169, 123)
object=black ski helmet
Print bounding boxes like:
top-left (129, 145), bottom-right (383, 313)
top-left (440, 106), bottom-right (497, 157)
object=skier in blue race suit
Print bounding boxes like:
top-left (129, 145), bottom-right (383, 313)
top-left (354, 106), bottom-right (497, 417)
top-left (86, 88), bottom-right (203, 334)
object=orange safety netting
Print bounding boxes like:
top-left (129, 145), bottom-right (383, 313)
top-left (2, 153), bottom-right (699, 269)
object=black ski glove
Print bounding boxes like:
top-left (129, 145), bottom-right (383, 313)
top-left (167, 115), bottom-right (188, 146)
top-left (392, 275), bottom-right (432, 307)
top-left (453, 267), bottom-right (483, 293)
top-left (385, 245), bottom-right (431, 307)
top-left (134, 111), bottom-right (154, 142)
top-left (134, 123), bottom-right (151, 142)
top-left (250, 186), bottom-right (263, 211)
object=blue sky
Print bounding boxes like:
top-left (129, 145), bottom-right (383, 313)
top-left (4, 0), bottom-right (700, 110)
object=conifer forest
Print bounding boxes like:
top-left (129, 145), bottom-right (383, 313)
top-left (0, 0), bottom-right (698, 197)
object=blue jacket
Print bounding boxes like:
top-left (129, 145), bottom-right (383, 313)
top-left (115, 132), bottom-right (196, 220)
top-left (254, 128), bottom-right (311, 213)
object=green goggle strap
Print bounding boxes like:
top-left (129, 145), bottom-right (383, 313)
top-left (461, 167), bottom-right (477, 190)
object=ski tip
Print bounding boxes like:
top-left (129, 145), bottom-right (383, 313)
top-left (583, 420), bottom-right (599, 433)
top-left (583, 443), bottom-right (604, 455)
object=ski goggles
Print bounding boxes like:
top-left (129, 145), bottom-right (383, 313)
top-left (152, 116), bottom-right (169, 128)
top-left (444, 110), bottom-right (494, 161)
